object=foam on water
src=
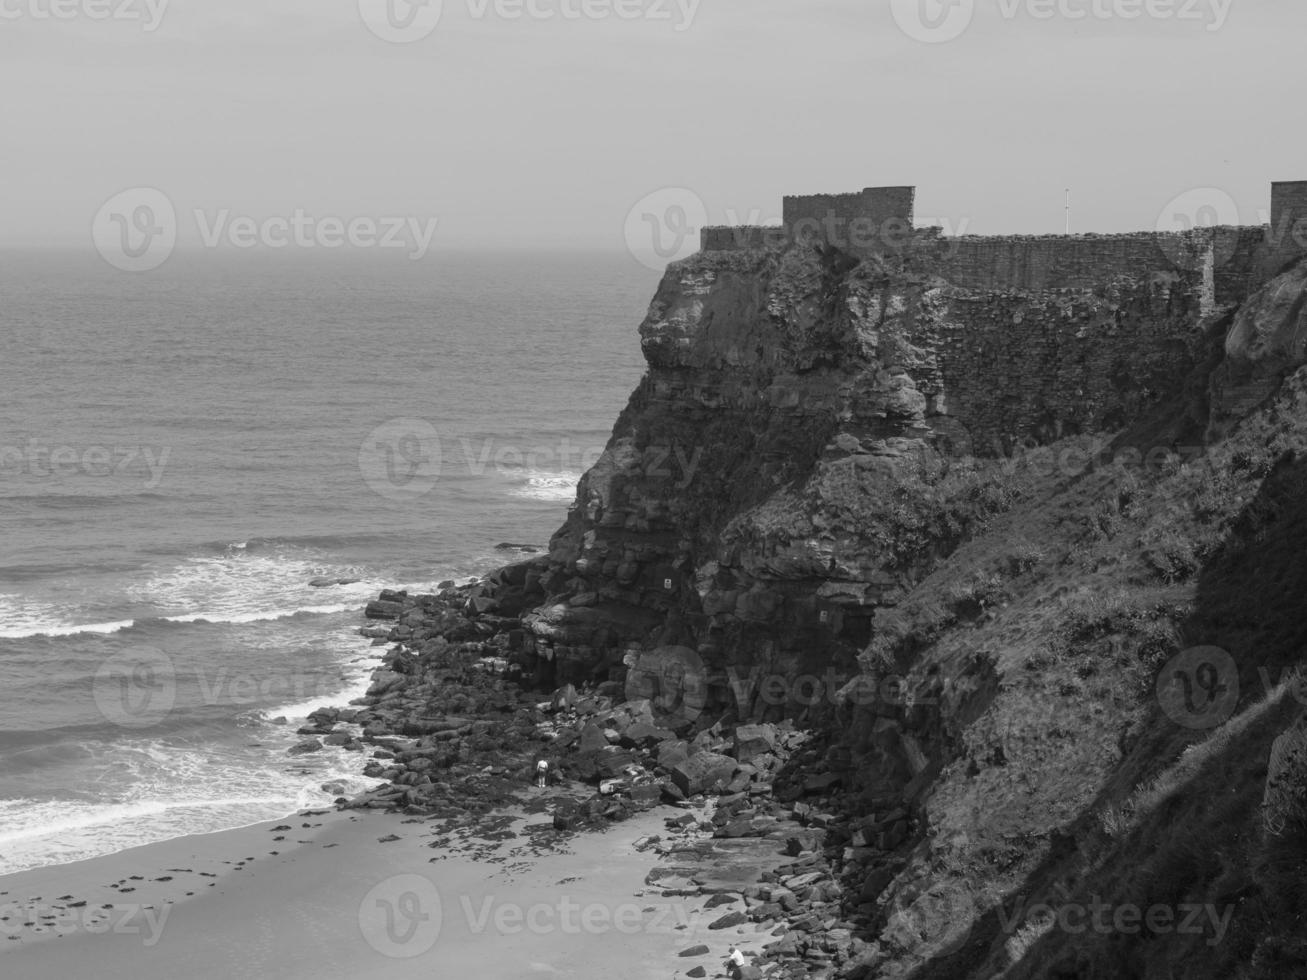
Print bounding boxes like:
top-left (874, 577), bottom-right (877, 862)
top-left (0, 614), bottom-right (137, 640)
top-left (131, 550), bottom-right (386, 622)
top-left (0, 250), bottom-right (653, 878)
top-left (0, 715), bottom-right (382, 876)
top-left (160, 604), bottom-right (359, 626)
top-left (511, 471), bottom-right (582, 502)
top-left (0, 545), bottom-right (391, 638)
top-left (0, 775), bottom-right (377, 876)
top-left (262, 659), bottom-right (381, 720)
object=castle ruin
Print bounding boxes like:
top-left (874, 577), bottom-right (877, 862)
top-left (699, 182), bottom-right (1307, 308)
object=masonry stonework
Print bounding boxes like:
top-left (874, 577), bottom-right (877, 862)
top-left (688, 181), bottom-right (1305, 454)
top-left (1270, 181), bottom-right (1307, 265)
top-left (782, 186), bottom-right (916, 252)
top-left (698, 182), bottom-right (1294, 307)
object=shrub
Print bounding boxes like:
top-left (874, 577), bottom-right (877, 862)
top-left (1005, 540), bottom-right (1047, 576)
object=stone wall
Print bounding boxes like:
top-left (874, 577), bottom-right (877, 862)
top-left (919, 228), bottom-right (1266, 307)
top-left (782, 186), bottom-right (916, 253)
top-left (1270, 181), bottom-right (1307, 264)
top-left (927, 281), bottom-right (1213, 453)
top-left (696, 183), bottom-right (1296, 305)
top-left (700, 225), bottom-right (788, 252)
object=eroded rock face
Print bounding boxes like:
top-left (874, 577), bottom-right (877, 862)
top-left (1209, 261), bottom-right (1307, 438)
top-left (512, 239), bottom-right (1229, 750)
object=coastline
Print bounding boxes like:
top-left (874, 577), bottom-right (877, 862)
top-left (0, 561), bottom-right (856, 979)
top-left (0, 799), bottom-right (778, 979)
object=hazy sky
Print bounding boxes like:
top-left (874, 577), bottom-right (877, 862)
top-left (3, 0), bottom-right (1304, 259)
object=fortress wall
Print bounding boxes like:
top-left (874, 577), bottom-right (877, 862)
top-left (917, 228), bottom-right (1268, 450)
top-left (1214, 227), bottom-right (1274, 305)
top-left (928, 281), bottom-right (1213, 453)
top-left (700, 226), bottom-right (789, 252)
top-left (922, 228), bottom-right (1267, 304)
top-left (782, 187), bottom-right (916, 252)
top-left (1270, 181), bottom-right (1307, 262)
top-left (696, 184), bottom-right (1284, 305)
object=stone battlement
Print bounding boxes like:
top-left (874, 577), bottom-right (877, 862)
top-left (698, 182), bottom-right (1305, 303)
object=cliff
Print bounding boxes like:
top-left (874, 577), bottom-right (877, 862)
top-left (342, 221), bottom-right (1307, 978)
top-left (492, 229), bottom-right (1307, 977)
top-left (520, 235), bottom-right (1227, 708)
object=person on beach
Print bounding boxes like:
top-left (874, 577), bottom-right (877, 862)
top-left (535, 758), bottom-right (549, 788)
top-left (726, 945), bottom-right (746, 978)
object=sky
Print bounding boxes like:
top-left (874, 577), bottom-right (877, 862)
top-left (2, 0), bottom-right (1304, 261)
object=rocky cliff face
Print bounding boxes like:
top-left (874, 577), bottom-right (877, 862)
top-left (516, 239), bottom-right (1230, 719)
top-left (485, 237), bottom-right (1307, 978)
top-left (1208, 262), bottom-right (1307, 438)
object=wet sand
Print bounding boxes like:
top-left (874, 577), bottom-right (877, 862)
top-left (0, 798), bottom-right (773, 979)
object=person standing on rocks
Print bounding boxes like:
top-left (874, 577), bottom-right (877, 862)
top-left (535, 758), bottom-right (550, 788)
top-left (726, 945), bottom-right (746, 978)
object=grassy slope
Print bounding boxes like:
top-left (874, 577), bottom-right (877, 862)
top-left (858, 368), bottom-right (1307, 979)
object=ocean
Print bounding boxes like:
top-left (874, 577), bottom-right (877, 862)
top-left (0, 248), bottom-right (653, 875)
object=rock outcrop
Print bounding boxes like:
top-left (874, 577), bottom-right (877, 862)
top-left (344, 233), bottom-right (1307, 979)
top-left (1208, 262), bottom-right (1307, 438)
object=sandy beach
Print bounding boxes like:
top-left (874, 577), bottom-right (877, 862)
top-left (0, 795), bottom-right (779, 980)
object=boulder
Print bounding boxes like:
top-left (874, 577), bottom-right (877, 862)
top-left (1210, 262), bottom-right (1307, 439)
top-left (366, 671), bottom-right (406, 697)
top-left (670, 752), bottom-right (737, 797)
top-left (620, 722), bottom-right (675, 750)
top-left (577, 722), bottom-right (610, 754)
top-left (707, 910), bottom-right (748, 930)
top-left (595, 747), bottom-right (638, 780)
top-left (553, 804), bottom-right (582, 831)
top-left (656, 739), bottom-right (691, 769)
top-left (733, 723), bottom-right (779, 764)
top-left (365, 600), bottom-right (404, 620)
top-left (551, 684), bottom-right (578, 711)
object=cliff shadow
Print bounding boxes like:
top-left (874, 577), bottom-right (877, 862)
top-left (906, 450), bottom-right (1307, 980)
